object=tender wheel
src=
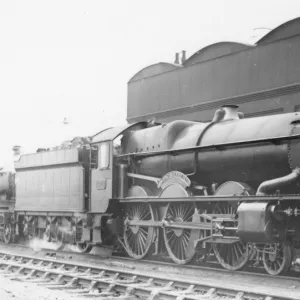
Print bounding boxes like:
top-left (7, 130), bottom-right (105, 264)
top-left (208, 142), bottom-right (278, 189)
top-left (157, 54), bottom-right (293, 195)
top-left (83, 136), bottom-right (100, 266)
top-left (75, 242), bottom-right (93, 253)
top-left (262, 243), bottom-right (292, 275)
top-left (44, 224), bottom-right (51, 242)
top-left (3, 224), bottom-right (13, 244)
top-left (74, 222), bottom-right (93, 253)
top-left (124, 203), bottom-right (156, 259)
top-left (22, 220), bottom-right (29, 238)
top-left (55, 223), bottom-right (65, 251)
top-left (163, 202), bottom-right (195, 264)
top-left (212, 181), bottom-right (254, 271)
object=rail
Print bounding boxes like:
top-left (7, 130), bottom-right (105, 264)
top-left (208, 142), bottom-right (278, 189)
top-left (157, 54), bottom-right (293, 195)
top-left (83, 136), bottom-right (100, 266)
top-left (0, 251), bottom-right (296, 300)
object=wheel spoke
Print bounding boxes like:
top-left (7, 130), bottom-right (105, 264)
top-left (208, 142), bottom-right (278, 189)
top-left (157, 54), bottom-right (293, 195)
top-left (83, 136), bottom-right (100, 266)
top-left (233, 244), bottom-right (239, 262)
top-left (124, 204), bottom-right (155, 259)
top-left (177, 204), bottom-right (184, 219)
top-left (183, 205), bottom-right (194, 221)
top-left (262, 243), bottom-right (292, 275)
top-left (135, 205), bottom-right (142, 219)
top-left (179, 239), bottom-right (185, 259)
top-left (163, 202), bottom-right (195, 264)
top-left (212, 202), bottom-right (248, 270)
top-left (138, 232), bottom-right (146, 249)
top-left (176, 204), bottom-right (181, 219)
top-left (167, 230), bottom-right (176, 241)
top-left (182, 231), bottom-right (189, 247)
top-left (139, 206), bottom-right (150, 220)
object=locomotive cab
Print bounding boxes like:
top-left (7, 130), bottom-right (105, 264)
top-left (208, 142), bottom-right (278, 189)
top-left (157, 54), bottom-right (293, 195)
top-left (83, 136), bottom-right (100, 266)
top-left (90, 122), bottom-right (147, 214)
top-left (90, 140), bottom-right (113, 213)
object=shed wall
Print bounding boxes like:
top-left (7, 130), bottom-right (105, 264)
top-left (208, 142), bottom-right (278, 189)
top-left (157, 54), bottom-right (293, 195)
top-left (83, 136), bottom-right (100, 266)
top-left (128, 35), bottom-right (300, 122)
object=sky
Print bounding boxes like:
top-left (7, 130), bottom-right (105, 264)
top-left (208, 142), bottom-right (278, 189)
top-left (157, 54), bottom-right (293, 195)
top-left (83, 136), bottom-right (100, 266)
top-left (0, 0), bottom-right (300, 168)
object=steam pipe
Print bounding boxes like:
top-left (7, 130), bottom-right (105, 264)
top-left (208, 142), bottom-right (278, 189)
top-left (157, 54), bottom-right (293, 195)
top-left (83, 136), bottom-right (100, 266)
top-left (256, 167), bottom-right (300, 196)
top-left (190, 105), bottom-right (241, 179)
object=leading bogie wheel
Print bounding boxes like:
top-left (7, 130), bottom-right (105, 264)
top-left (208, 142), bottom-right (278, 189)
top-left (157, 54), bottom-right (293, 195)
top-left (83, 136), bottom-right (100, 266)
top-left (213, 239), bottom-right (249, 271)
top-left (262, 243), bottom-right (292, 275)
top-left (124, 203), bottom-right (157, 259)
top-left (212, 201), bottom-right (249, 270)
top-left (212, 181), bottom-right (254, 271)
top-left (54, 223), bottom-right (65, 251)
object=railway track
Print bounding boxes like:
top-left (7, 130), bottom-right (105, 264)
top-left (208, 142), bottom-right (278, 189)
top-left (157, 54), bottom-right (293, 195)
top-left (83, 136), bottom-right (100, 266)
top-left (1, 242), bottom-right (300, 281)
top-left (0, 248), bottom-right (299, 300)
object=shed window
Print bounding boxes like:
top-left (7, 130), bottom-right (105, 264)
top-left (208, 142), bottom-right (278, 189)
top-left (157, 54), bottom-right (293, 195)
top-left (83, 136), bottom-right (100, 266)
top-left (99, 142), bottom-right (110, 169)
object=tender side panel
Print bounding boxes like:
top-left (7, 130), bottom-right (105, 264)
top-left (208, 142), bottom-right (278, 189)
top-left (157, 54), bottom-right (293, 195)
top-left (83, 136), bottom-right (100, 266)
top-left (15, 148), bottom-right (79, 169)
top-left (15, 165), bottom-right (85, 212)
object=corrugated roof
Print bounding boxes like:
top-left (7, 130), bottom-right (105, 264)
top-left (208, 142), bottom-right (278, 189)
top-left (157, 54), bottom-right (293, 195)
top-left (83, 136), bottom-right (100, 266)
top-left (257, 17), bottom-right (300, 44)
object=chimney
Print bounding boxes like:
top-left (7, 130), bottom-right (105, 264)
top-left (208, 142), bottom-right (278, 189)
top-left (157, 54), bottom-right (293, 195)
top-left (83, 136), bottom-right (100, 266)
top-left (181, 50), bottom-right (186, 64)
top-left (174, 53), bottom-right (180, 64)
top-left (12, 145), bottom-right (21, 161)
top-left (221, 105), bottom-right (240, 121)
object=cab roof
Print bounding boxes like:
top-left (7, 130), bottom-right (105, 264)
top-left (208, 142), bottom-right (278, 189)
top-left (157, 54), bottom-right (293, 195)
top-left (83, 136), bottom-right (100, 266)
top-left (91, 122), bottom-right (147, 144)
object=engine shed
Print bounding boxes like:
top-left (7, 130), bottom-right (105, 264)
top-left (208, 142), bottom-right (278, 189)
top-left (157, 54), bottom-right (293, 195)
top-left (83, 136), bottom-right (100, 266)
top-left (127, 17), bottom-right (300, 123)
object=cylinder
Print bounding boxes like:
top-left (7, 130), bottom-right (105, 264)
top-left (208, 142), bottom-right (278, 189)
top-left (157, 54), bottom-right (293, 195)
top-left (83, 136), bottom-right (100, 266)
top-left (237, 202), bottom-right (286, 243)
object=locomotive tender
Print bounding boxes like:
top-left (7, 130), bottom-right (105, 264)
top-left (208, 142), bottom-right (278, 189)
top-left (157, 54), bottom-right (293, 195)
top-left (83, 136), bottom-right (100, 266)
top-left (1, 105), bottom-right (300, 276)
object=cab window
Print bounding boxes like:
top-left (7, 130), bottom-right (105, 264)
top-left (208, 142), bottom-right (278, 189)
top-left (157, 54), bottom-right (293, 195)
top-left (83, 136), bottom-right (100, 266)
top-left (113, 134), bottom-right (123, 155)
top-left (99, 142), bottom-right (110, 169)
top-left (90, 145), bottom-right (98, 169)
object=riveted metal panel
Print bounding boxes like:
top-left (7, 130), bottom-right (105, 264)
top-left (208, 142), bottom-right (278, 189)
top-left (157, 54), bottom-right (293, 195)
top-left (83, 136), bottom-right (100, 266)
top-left (15, 165), bottom-right (85, 212)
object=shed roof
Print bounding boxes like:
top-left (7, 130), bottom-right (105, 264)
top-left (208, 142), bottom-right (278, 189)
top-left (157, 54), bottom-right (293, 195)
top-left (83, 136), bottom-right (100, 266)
top-left (183, 42), bottom-right (252, 66)
top-left (257, 17), bottom-right (300, 44)
top-left (128, 62), bottom-right (181, 83)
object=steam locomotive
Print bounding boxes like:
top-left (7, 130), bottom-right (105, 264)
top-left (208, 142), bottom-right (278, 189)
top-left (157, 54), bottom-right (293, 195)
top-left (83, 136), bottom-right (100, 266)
top-left (1, 105), bottom-right (300, 276)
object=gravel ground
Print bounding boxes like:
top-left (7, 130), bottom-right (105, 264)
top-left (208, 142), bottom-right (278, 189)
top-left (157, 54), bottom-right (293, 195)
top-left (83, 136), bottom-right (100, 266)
top-left (0, 274), bottom-right (227, 300)
top-left (0, 274), bottom-right (87, 300)
top-left (0, 273), bottom-right (234, 300)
